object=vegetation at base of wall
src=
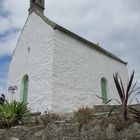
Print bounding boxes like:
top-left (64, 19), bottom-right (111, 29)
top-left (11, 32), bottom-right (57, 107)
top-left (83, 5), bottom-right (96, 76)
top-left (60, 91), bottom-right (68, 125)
top-left (40, 112), bottom-right (59, 125)
top-left (113, 70), bottom-right (140, 121)
top-left (97, 70), bottom-right (140, 121)
top-left (129, 107), bottom-right (140, 122)
top-left (74, 107), bottom-right (94, 128)
top-left (0, 100), bottom-right (30, 128)
top-left (100, 114), bottom-right (136, 131)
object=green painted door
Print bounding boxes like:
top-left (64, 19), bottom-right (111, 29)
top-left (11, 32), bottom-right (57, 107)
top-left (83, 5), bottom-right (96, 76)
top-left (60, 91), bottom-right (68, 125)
top-left (101, 78), bottom-right (107, 104)
top-left (23, 76), bottom-right (29, 103)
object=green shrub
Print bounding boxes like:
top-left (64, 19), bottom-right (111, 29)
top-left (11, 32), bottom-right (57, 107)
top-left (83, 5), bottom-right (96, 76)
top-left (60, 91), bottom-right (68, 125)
top-left (0, 100), bottom-right (30, 128)
top-left (74, 107), bottom-right (93, 128)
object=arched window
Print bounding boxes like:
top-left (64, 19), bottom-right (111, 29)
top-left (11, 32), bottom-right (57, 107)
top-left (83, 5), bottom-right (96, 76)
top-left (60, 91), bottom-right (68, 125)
top-left (22, 75), bottom-right (29, 103)
top-left (101, 78), bottom-right (108, 104)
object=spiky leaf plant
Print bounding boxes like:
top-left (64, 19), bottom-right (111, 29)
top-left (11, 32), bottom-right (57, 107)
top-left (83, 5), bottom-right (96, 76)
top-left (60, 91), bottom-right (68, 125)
top-left (0, 100), bottom-right (30, 128)
top-left (113, 70), bottom-right (140, 120)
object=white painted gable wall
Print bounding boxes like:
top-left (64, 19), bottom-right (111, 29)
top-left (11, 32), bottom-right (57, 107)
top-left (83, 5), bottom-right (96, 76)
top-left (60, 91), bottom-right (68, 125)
top-left (8, 13), bottom-right (54, 112)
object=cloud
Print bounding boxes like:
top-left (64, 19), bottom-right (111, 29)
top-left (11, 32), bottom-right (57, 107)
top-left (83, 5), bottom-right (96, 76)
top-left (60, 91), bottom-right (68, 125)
top-left (0, 0), bottom-right (140, 92)
top-left (0, 30), bottom-right (20, 57)
top-left (0, 28), bottom-right (20, 40)
top-left (0, 1), bottom-right (21, 57)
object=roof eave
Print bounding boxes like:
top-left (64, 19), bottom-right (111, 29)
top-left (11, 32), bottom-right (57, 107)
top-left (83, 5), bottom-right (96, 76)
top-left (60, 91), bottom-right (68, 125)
top-left (54, 24), bottom-right (127, 65)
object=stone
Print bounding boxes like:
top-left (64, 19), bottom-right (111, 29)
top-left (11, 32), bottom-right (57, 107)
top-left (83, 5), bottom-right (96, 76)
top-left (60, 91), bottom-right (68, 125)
top-left (0, 129), bottom-right (7, 140)
top-left (42, 123), bottom-right (63, 140)
top-left (105, 124), bottom-right (118, 140)
top-left (8, 126), bottom-right (27, 139)
top-left (10, 137), bottom-right (19, 140)
top-left (35, 130), bottom-right (44, 137)
top-left (61, 124), bottom-right (79, 137)
top-left (80, 125), bottom-right (95, 140)
top-left (0, 120), bottom-right (140, 140)
top-left (24, 125), bottom-right (45, 140)
top-left (118, 122), bottom-right (140, 140)
top-left (55, 120), bottom-right (66, 125)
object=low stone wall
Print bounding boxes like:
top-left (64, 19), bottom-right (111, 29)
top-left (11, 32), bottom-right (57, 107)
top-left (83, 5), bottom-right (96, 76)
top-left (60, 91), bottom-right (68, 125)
top-left (1, 122), bottom-right (140, 140)
top-left (1, 104), bottom-right (140, 140)
top-left (93, 104), bottom-right (140, 113)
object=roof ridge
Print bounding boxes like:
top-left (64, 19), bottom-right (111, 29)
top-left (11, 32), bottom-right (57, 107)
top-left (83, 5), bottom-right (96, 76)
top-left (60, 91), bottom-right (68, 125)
top-left (34, 11), bottom-right (127, 65)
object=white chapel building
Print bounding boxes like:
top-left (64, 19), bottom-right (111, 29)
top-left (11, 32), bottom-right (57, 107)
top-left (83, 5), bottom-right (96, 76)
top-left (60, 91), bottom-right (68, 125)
top-left (8, 0), bottom-right (128, 113)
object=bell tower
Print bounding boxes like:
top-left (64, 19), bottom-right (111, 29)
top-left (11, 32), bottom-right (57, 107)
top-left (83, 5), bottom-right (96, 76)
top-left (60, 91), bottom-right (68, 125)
top-left (28, 0), bottom-right (45, 15)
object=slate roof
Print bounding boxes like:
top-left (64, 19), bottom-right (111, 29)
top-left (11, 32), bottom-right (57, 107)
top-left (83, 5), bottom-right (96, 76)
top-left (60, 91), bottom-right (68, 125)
top-left (35, 11), bottom-right (127, 65)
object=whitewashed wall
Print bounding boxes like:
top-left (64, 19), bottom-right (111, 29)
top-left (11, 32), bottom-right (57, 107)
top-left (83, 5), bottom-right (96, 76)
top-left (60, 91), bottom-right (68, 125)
top-left (8, 12), bottom-right (128, 113)
top-left (52, 30), bottom-right (128, 113)
top-left (8, 13), bottom-right (54, 112)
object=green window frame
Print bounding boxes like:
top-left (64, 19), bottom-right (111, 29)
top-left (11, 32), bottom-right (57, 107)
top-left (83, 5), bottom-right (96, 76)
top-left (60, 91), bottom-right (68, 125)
top-left (101, 78), bottom-right (108, 104)
top-left (22, 75), bottom-right (29, 103)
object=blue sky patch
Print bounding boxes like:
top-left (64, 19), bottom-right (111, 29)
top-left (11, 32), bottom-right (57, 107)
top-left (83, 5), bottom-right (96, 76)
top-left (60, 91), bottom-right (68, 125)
top-left (0, 55), bottom-right (11, 90)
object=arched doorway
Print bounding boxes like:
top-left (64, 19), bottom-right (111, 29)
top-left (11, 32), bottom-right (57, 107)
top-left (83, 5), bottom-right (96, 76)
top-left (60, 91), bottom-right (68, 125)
top-left (22, 75), bottom-right (29, 103)
top-left (101, 78), bottom-right (108, 104)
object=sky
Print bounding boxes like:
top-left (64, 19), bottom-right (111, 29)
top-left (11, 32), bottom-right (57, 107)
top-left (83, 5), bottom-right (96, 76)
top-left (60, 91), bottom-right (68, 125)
top-left (0, 0), bottom-right (140, 93)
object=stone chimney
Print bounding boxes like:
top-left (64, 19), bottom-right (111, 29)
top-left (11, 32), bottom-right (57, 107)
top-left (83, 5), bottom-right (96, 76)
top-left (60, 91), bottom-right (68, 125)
top-left (28, 0), bottom-right (45, 15)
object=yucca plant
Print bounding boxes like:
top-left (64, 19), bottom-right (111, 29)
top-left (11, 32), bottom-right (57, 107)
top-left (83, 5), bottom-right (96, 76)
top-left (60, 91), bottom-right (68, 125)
top-left (113, 70), bottom-right (140, 120)
top-left (0, 100), bottom-right (30, 128)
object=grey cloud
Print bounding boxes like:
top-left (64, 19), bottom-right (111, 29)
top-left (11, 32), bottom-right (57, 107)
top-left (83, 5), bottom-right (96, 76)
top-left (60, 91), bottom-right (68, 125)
top-left (1, 0), bottom-right (140, 86)
top-left (0, 0), bottom-right (11, 18)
